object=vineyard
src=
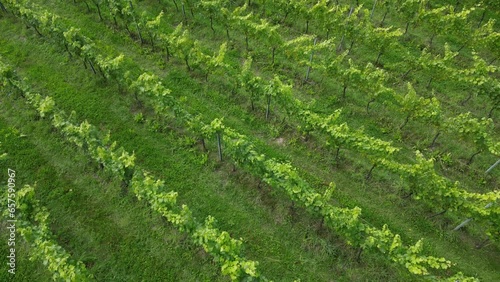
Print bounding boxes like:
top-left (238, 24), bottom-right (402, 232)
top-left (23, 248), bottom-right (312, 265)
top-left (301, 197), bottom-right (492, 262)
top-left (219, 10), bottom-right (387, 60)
top-left (0, 0), bottom-right (498, 281)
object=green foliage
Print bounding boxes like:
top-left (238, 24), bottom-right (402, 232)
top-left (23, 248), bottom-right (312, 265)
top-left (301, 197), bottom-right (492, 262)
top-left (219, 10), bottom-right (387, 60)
top-left (96, 53), bottom-right (125, 81)
top-left (3, 185), bottom-right (94, 281)
top-left (142, 10), bottom-right (163, 48)
top-left (472, 18), bottom-right (500, 55)
top-left (445, 112), bottom-right (500, 156)
top-left (0, 52), bottom-right (264, 281)
top-left (2, 2), bottom-right (493, 280)
top-left (283, 35), bottom-right (333, 70)
top-left (297, 107), bottom-right (400, 158)
top-left (212, 123), bottom-right (452, 278)
top-left (131, 169), bottom-right (264, 281)
top-left (395, 0), bottom-right (426, 32)
top-left (0, 141), bottom-right (6, 161)
top-left (378, 150), bottom-right (500, 230)
top-left (170, 27), bottom-right (195, 69)
top-left (238, 56), bottom-right (264, 106)
top-left (357, 62), bottom-right (395, 109)
top-left (192, 41), bottom-right (228, 80)
top-left (457, 51), bottom-right (500, 108)
top-left (365, 26), bottom-right (403, 60)
top-left (37, 96), bottom-right (55, 118)
top-left (0, 59), bottom-right (15, 87)
top-left (398, 83), bottom-right (441, 127)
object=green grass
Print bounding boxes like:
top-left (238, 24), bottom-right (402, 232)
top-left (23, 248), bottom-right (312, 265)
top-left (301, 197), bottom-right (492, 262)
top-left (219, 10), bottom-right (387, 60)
top-left (1, 0), bottom-right (499, 281)
top-left (0, 9), bottom-right (406, 282)
top-left (0, 91), bottom-right (224, 281)
top-left (127, 0), bottom-right (500, 196)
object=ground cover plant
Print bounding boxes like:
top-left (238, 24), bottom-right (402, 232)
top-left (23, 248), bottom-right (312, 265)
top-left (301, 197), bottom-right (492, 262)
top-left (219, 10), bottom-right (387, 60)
top-left (1, 0), bottom-right (499, 281)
